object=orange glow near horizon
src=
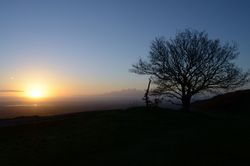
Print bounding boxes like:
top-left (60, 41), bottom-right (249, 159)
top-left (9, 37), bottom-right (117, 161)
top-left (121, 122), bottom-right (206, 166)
top-left (12, 71), bottom-right (66, 99)
top-left (24, 83), bottom-right (49, 99)
top-left (27, 88), bottom-right (43, 98)
top-left (2, 69), bottom-right (140, 99)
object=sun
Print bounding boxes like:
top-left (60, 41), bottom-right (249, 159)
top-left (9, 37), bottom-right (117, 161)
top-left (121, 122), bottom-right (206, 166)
top-left (25, 82), bottom-right (52, 99)
top-left (28, 88), bottom-right (44, 99)
top-left (30, 89), bottom-right (42, 98)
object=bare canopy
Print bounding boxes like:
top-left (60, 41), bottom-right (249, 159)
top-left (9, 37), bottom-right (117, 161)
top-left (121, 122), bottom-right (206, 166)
top-left (130, 29), bottom-right (249, 110)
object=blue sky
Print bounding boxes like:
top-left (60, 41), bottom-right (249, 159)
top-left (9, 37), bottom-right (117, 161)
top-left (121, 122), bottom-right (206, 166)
top-left (0, 0), bottom-right (249, 96)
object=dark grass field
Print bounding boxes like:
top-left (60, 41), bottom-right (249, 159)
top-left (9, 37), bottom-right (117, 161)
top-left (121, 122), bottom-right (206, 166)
top-left (1, 107), bottom-right (250, 166)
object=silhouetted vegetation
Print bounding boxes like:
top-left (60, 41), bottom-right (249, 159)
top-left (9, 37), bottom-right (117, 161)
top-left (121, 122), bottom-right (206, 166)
top-left (131, 29), bottom-right (249, 111)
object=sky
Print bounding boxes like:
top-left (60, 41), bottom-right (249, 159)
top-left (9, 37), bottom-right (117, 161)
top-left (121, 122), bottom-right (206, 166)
top-left (0, 0), bottom-right (250, 98)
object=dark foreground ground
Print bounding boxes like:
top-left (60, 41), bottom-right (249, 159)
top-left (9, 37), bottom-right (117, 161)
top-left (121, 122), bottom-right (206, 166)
top-left (1, 107), bottom-right (250, 166)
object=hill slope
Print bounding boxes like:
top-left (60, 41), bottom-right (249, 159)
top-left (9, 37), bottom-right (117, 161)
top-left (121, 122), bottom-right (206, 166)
top-left (1, 108), bottom-right (250, 165)
top-left (192, 89), bottom-right (250, 112)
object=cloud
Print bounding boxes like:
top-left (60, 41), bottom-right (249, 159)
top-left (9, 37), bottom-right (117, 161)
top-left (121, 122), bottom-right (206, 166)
top-left (0, 90), bottom-right (24, 93)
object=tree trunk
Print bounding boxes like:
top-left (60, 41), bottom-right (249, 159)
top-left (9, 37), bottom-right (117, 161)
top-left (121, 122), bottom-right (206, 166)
top-left (182, 95), bottom-right (191, 111)
top-left (144, 79), bottom-right (151, 108)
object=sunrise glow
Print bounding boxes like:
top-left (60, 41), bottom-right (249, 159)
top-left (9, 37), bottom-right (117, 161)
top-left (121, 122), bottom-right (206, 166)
top-left (28, 88), bottom-right (44, 98)
top-left (25, 83), bottom-right (49, 99)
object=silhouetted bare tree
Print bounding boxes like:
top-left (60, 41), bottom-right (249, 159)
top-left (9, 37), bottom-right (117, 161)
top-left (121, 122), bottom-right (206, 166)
top-left (130, 29), bottom-right (249, 111)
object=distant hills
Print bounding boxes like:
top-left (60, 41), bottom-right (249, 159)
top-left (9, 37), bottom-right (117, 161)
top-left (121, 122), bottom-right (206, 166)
top-left (101, 89), bottom-right (144, 99)
top-left (192, 89), bottom-right (250, 112)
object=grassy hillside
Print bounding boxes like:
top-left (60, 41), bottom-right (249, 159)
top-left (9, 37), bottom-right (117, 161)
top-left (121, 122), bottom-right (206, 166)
top-left (1, 107), bottom-right (250, 166)
top-left (192, 90), bottom-right (250, 112)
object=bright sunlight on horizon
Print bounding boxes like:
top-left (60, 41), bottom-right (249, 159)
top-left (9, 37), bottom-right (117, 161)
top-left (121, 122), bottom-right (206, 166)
top-left (27, 87), bottom-right (45, 99)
